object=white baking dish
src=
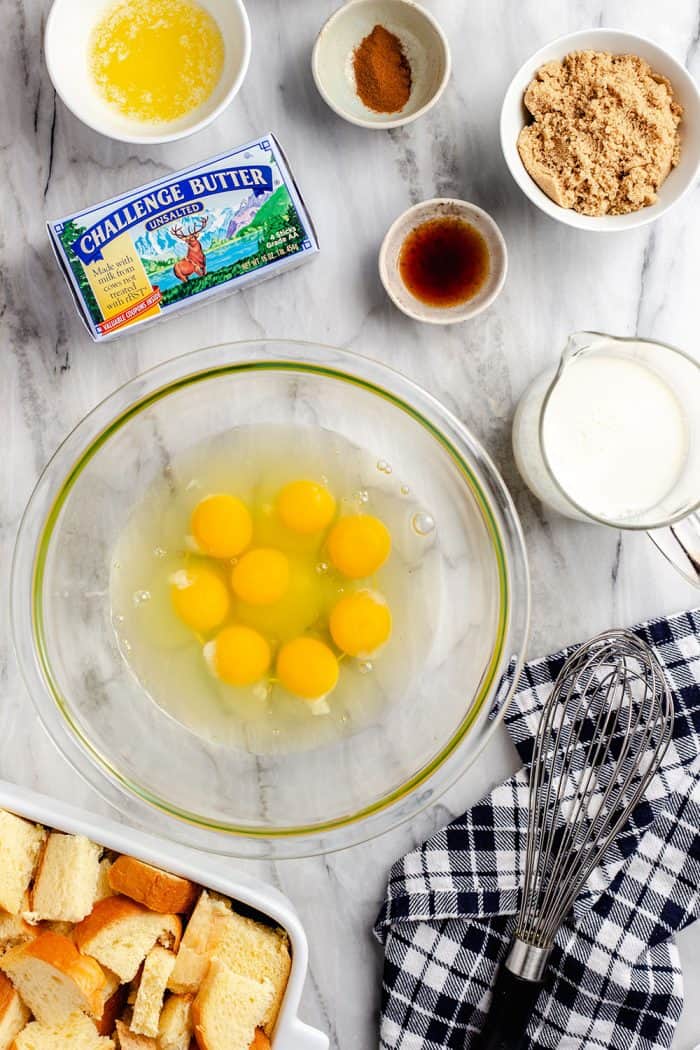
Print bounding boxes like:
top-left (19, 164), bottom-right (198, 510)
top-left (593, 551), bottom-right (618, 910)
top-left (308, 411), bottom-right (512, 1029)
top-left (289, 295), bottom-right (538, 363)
top-left (0, 778), bottom-right (328, 1050)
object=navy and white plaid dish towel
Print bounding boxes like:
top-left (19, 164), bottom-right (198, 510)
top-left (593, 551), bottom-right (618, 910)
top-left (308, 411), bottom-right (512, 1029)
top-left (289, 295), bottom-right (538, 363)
top-left (375, 608), bottom-right (700, 1050)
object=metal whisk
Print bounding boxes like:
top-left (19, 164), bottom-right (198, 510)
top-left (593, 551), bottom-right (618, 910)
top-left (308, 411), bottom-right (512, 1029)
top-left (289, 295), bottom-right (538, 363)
top-left (474, 629), bottom-right (673, 1050)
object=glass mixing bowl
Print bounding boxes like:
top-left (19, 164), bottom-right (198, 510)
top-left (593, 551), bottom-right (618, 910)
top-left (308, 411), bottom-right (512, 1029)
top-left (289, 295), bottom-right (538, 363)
top-left (12, 341), bottom-right (530, 857)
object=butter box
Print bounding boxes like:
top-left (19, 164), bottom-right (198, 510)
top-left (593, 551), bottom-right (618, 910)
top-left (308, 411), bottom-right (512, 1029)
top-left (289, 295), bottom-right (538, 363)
top-left (48, 134), bottom-right (318, 341)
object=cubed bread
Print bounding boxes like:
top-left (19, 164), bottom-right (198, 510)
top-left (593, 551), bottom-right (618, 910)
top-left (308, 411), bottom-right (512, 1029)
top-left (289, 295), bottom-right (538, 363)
top-left (130, 947), bottom-right (175, 1038)
top-left (95, 970), bottom-right (126, 1037)
top-left (0, 972), bottom-right (30, 1050)
top-left (0, 908), bottom-right (37, 957)
top-left (75, 899), bottom-right (181, 983)
top-left (0, 813), bottom-right (45, 916)
top-left (0, 932), bottom-right (106, 1025)
top-left (94, 862), bottom-right (115, 906)
top-left (108, 859), bottom-right (198, 916)
top-left (168, 894), bottom-right (230, 996)
top-left (113, 1021), bottom-right (156, 1050)
top-left (28, 835), bottom-right (101, 925)
top-left (157, 995), bottom-right (193, 1050)
top-left (208, 911), bottom-right (290, 1034)
top-left (168, 946), bottom-right (207, 999)
top-left (11, 1012), bottom-right (114, 1050)
top-left (192, 962), bottom-right (273, 1050)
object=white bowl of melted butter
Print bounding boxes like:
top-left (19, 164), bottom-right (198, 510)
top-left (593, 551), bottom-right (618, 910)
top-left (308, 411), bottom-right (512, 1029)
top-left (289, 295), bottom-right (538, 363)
top-left (45, 0), bottom-right (251, 144)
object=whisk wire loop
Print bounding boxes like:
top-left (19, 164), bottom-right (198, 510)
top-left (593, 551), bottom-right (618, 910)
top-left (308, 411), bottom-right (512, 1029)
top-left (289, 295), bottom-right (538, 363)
top-left (537, 669), bottom-right (644, 940)
top-left (514, 630), bottom-right (673, 950)
top-left (473, 632), bottom-right (673, 1050)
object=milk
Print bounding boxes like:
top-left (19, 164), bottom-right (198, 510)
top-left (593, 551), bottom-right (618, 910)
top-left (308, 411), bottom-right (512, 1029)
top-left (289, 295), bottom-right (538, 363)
top-left (541, 354), bottom-right (689, 522)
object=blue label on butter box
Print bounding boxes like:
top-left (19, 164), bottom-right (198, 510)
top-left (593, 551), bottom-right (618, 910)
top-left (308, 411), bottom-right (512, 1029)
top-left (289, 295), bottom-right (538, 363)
top-left (48, 135), bottom-right (318, 341)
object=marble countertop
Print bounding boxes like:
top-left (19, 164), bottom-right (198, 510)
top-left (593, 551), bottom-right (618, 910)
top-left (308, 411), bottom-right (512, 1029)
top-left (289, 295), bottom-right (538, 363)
top-left (2, 0), bottom-right (699, 1046)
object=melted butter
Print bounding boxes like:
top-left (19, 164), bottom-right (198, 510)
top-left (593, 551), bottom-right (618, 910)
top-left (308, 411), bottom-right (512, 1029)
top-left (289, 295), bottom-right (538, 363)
top-left (90, 0), bottom-right (225, 124)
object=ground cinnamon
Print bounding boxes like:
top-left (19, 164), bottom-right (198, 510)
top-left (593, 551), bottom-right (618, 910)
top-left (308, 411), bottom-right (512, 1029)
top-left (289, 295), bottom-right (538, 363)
top-left (353, 25), bottom-right (412, 114)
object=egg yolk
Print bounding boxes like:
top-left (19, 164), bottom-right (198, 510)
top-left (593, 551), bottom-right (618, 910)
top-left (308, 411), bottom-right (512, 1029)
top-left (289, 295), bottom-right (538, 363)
top-left (234, 559), bottom-right (326, 642)
top-left (277, 637), bottom-right (339, 700)
top-left (277, 480), bottom-right (336, 534)
top-left (327, 514), bottom-right (391, 579)
top-left (329, 590), bottom-right (392, 657)
top-left (170, 567), bottom-right (229, 634)
top-left (232, 548), bottom-right (290, 606)
top-left (205, 625), bottom-right (271, 686)
top-left (190, 494), bottom-right (252, 559)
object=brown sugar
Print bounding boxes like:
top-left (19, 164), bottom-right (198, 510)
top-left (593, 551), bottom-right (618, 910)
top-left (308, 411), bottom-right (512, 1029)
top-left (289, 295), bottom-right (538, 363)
top-left (353, 25), bottom-right (412, 114)
top-left (517, 51), bottom-right (682, 216)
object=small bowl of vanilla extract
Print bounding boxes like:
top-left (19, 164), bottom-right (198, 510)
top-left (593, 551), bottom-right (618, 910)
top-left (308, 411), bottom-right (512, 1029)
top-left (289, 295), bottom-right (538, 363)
top-left (379, 198), bottom-right (507, 324)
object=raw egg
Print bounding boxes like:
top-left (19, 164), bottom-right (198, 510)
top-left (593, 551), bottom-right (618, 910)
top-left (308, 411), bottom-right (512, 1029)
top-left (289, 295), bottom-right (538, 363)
top-left (277, 480), bottom-right (336, 534)
top-left (204, 625), bottom-right (271, 686)
top-left (235, 558), bottom-right (326, 642)
top-left (327, 514), bottom-right (391, 578)
top-left (232, 548), bottom-right (290, 606)
top-left (170, 566), bottom-right (229, 633)
top-left (190, 494), bottom-right (252, 559)
top-left (329, 590), bottom-right (392, 657)
top-left (277, 637), bottom-right (339, 708)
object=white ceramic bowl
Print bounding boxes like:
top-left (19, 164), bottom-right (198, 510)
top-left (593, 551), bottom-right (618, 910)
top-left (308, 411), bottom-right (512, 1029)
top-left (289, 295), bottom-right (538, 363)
top-left (379, 199), bottom-right (508, 323)
top-left (45, 0), bottom-right (251, 144)
top-left (500, 28), bottom-right (700, 231)
top-left (0, 778), bottom-right (328, 1050)
top-left (312, 0), bottom-right (451, 129)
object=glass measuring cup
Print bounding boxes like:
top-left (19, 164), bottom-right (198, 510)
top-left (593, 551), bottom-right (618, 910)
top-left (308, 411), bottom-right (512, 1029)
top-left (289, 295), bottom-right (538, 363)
top-left (513, 332), bottom-right (700, 585)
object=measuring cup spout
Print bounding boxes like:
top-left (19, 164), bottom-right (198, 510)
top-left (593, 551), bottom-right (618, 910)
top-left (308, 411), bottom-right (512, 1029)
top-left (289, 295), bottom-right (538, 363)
top-left (560, 330), bottom-right (614, 366)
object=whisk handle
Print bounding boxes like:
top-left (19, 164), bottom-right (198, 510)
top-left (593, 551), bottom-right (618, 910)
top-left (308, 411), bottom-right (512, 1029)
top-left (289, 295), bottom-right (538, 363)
top-left (471, 964), bottom-right (543, 1050)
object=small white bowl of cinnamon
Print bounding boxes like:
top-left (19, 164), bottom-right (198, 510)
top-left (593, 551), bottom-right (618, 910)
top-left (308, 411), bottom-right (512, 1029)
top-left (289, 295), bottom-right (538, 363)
top-left (312, 0), bottom-right (451, 129)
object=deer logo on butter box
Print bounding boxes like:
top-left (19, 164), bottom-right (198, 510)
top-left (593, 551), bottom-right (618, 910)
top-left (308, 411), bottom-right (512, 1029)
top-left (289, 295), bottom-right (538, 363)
top-left (171, 216), bottom-right (209, 283)
top-left (48, 136), bottom-right (319, 342)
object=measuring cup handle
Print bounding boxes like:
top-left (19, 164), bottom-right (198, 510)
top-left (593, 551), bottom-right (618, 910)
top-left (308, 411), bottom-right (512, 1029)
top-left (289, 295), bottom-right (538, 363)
top-left (647, 512), bottom-right (700, 587)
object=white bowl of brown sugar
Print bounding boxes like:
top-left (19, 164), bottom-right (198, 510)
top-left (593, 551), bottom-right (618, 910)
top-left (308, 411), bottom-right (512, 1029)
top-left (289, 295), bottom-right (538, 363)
top-left (500, 28), bottom-right (700, 230)
top-left (312, 0), bottom-right (451, 129)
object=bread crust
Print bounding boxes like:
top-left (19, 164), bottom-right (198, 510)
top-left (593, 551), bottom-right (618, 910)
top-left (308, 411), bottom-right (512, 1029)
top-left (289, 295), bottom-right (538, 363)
top-left (0, 969), bottom-right (29, 1043)
top-left (95, 983), bottom-right (128, 1037)
top-left (75, 899), bottom-right (143, 950)
top-left (75, 899), bottom-right (182, 955)
top-left (0, 973), bottom-right (14, 1013)
top-left (190, 1000), bottom-right (208, 1050)
top-left (108, 859), bottom-right (198, 915)
top-left (1, 931), bottom-right (106, 1020)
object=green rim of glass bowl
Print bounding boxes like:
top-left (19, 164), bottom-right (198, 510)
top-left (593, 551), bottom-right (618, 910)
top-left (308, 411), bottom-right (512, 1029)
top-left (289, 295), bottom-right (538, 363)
top-left (25, 349), bottom-right (526, 846)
